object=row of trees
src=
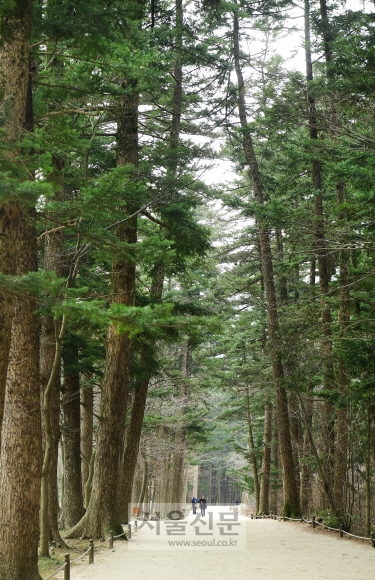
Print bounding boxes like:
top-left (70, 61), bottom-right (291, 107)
top-left (1, 0), bottom-right (375, 578)
top-left (199, 0), bottom-right (375, 533)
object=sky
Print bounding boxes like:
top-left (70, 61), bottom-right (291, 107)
top-left (201, 0), bottom-right (373, 186)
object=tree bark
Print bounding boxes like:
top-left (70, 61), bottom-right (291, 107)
top-left (66, 88), bottom-right (138, 539)
top-left (233, 12), bottom-right (300, 517)
top-left (119, 261), bottom-right (165, 522)
top-left (259, 403), bottom-right (273, 514)
top-left (0, 211), bottom-right (42, 579)
top-left (120, 377), bottom-right (150, 522)
top-left (40, 313), bottom-right (67, 556)
top-left (245, 387), bottom-right (260, 513)
top-left (170, 343), bottom-right (190, 508)
top-left (300, 393), bottom-right (313, 515)
top-left (61, 339), bottom-right (84, 528)
top-left (305, 0), bottom-right (335, 492)
top-left (0, 0), bottom-right (31, 442)
top-left (81, 377), bottom-right (94, 505)
top-left (0, 4), bottom-right (43, 576)
top-left (39, 159), bottom-right (66, 550)
top-left (333, 181), bottom-right (350, 523)
top-left (288, 392), bottom-right (302, 497)
top-left (138, 454), bottom-right (149, 509)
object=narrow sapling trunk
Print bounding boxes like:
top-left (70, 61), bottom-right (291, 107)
top-left (365, 391), bottom-right (371, 538)
top-left (138, 455), bottom-right (149, 510)
top-left (288, 393), bottom-right (302, 496)
top-left (259, 403), bottom-right (273, 514)
top-left (40, 315), bottom-right (67, 556)
top-left (269, 424), bottom-right (279, 514)
top-left (245, 387), bottom-right (260, 513)
top-left (81, 378), bottom-right (94, 504)
top-left (300, 393), bottom-right (313, 515)
top-left (233, 12), bottom-right (300, 517)
top-left (84, 449), bottom-right (96, 510)
top-left (120, 376), bottom-right (150, 522)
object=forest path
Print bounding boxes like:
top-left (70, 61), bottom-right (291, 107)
top-left (70, 506), bottom-right (375, 580)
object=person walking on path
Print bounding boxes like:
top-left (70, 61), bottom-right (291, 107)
top-left (191, 496), bottom-right (198, 514)
top-left (199, 495), bottom-right (207, 516)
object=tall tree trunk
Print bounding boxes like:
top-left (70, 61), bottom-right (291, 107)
top-left (170, 343), bottom-right (190, 508)
top-left (0, 212), bottom-right (42, 580)
top-left (81, 378), bottom-right (94, 505)
top-left (233, 12), bottom-right (300, 517)
top-left (66, 89), bottom-right (138, 539)
top-left (119, 261), bottom-right (165, 522)
top-left (333, 182), bottom-right (350, 524)
top-left (0, 0), bottom-right (31, 442)
top-left (61, 339), bottom-right (84, 528)
top-left (365, 391), bottom-right (371, 537)
top-left (39, 158), bottom-right (66, 550)
top-left (0, 4), bottom-right (43, 576)
top-left (259, 403), bottom-right (273, 514)
top-left (305, 0), bottom-right (335, 494)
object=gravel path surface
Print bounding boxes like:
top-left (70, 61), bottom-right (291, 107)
top-left (70, 507), bottom-right (375, 580)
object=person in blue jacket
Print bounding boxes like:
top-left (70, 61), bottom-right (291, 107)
top-left (191, 496), bottom-right (198, 514)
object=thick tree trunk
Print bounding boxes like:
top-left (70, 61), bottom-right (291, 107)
top-left (0, 4), bottom-right (43, 576)
top-left (61, 340), bottom-right (84, 528)
top-left (119, 261), bottom-right (165, 522)
top-left (233, 13), bottom-right (300, 517)
top-left (66, 90), bottom-right (138, 539)
top-left (0, 211), bottom-right (42, 579)
top-left (259, 403), bottom-right (273, 514)
top-left (0, 0), bottom-right (31, 441)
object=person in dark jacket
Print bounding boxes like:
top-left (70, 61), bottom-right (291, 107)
top-left (199, 495), bottom-right (207, 516)
top-left (191, 496), bottom-right (198, 514)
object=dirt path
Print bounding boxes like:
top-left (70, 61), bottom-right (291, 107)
top-left (70, 507), bottom-right (375, 580)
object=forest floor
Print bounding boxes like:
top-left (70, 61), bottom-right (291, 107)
top-left (69, 506), bottom-right (375, 580)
